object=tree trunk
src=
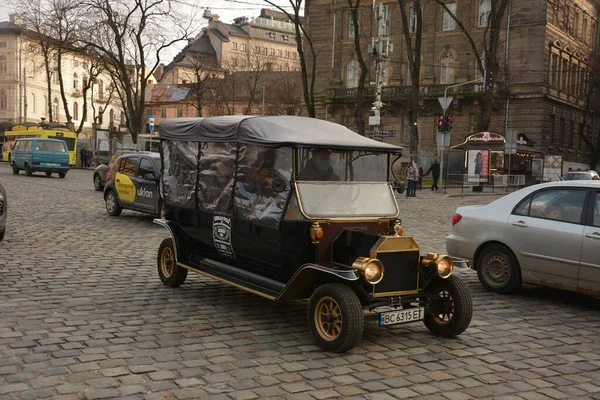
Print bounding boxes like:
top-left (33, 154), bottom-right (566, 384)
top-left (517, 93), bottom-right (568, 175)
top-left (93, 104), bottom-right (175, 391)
top-left (44, 53), bottom-right (53, 122)
top-left (57, 50), bottom-right (72, 123)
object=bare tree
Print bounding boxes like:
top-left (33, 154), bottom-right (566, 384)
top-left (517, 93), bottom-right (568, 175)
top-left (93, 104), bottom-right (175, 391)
top-left (238, 48), bottom-right (276, 115)
top-left (262, 0), bottom-right (317, 117)
top-left (185, 52), bottom-right (219, 117)
top-left (347, 0), bottom-right (369, 135)
top-left (212, 58), bottom-right (240, 116)
top-left (398, 0), bottom-right (423, 160)
top-left (15, 0), bottom-right (57, 122)
top-left (434, 0), bottom-right (509, 131)
top-left (76, 0), bottom-right (195, 142)
top-left (73, 58), bottom-right (103, 135)
top-left (268, 71), bottom-right (302, 115)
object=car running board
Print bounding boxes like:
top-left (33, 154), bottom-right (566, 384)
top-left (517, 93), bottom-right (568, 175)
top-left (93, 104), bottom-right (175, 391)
top-left (187, 252), bottom-right (284, 300)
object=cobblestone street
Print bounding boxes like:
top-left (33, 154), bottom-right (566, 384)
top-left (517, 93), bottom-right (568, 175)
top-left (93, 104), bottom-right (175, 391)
top-left (1, 163), bottom-right (600, 400)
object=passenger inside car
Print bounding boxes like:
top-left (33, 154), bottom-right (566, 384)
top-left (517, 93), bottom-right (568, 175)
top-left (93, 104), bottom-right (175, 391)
top-left (298, 149), bottom-right (340, 181)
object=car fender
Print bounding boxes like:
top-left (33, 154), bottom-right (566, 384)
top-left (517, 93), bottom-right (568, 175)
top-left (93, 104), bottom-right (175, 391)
top-left (277, 264), bottom-right (360, 301)
top-left (153, 219), bottom-right (193, 264)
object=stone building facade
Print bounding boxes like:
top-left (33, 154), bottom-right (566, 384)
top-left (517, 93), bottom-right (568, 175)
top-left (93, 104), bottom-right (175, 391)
top-left (306, 0), bottom-right (600, 176)
top-left (0, 18), bottom-right (123, 138)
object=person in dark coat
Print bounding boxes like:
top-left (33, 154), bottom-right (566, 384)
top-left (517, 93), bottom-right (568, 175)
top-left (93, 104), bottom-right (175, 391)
top-left (425, 160), bottom-right (441, 191)
top-left (80, 147), bottom-right (87, 167)
top-left (418, 167), bottom-right (424, 190)
top-left (298, 149), bottom-right (340, 181)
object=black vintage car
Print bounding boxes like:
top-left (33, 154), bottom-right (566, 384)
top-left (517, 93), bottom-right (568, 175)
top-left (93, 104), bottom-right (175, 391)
top-left (155, 116), bottom-right (472, 352)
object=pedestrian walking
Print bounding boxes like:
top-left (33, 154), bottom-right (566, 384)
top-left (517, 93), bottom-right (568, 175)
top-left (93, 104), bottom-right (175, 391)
top-left (86, 149), bottom-right (93, 167)
top-left (406, 162), bottom-right (418, 197)
top-left (425, 159), bottom-right (441, 191)
top-left (418, 167), bottom-right (424, 190)
top-left (80, 147), bottom-right (87, 167)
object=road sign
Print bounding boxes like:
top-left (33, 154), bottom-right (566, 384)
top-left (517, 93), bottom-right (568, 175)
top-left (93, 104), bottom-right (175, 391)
top-left (149, 115), bottom-right (155, 133)
top-left (438, 97), bottom-right (454, 113)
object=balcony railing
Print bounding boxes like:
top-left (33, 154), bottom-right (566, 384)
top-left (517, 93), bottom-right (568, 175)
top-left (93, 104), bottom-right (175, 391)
top-left (329, 83), bottom-right (485, 102)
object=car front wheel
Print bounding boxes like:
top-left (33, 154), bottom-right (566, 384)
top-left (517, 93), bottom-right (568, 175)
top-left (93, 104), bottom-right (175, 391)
top-left (25, 164), bottom-right (32, 176)
top-left (476, 244), bottom-right (521, 294)
top-left (308, 283), bottom-right (363, 353)
top-left (94, 174), bottom-right (103, 191)
top-left (105, 191), bottom-right (122, 216)
top-left (12, 164), bottom-right (18, 175)
top-left (423, 275), bottom-right (472, 337)
top-left (157, 238), bottom-right (187, 287)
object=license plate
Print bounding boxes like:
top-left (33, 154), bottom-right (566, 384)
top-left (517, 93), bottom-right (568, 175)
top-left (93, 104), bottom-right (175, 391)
top-left (379, 308), bottom-right (424, 326)
top-left (46, 163), bottom-right (58, 166)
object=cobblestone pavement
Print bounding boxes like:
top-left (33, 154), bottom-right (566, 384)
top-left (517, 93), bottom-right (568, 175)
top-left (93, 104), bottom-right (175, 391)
top-left (1, 163), bottom-right (600, 400)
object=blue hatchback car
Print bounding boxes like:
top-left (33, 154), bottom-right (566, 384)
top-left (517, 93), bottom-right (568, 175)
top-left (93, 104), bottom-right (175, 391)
top-left (11, 138), bottom-right (70, 178)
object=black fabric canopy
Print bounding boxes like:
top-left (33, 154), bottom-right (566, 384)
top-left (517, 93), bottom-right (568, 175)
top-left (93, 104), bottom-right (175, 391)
top-left (159, 116), bottom-right (403, 153)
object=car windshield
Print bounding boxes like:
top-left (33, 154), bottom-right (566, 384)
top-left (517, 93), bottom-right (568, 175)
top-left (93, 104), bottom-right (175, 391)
top-left (297, 149), bottom-right (388, 182)
top-left (296, 182), bottom-right (398, 218)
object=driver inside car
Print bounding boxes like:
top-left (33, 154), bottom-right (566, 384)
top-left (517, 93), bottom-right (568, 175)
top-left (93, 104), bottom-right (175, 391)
top-left (298, 149), bottom-right (340, 181)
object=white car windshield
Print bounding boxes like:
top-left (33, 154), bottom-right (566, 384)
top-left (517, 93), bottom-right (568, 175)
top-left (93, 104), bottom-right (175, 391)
top-left (296, 182), bottom-right (399, 218)
top-left (297, 149), bottom-right (388, 182)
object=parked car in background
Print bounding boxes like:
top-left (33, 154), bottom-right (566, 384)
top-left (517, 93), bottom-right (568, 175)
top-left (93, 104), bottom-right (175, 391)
top-left (11, 138), bottom-right (70, 178)
top-left (562, 170), bottom-right (600, 181)
top-left (447, 181), bottom-right (600, 296)
top-left (93, 149), bottom-right (140, 191)
top-left (0, 182), bottom-right (6, 241)
top-left (103, 152), bottom-right (162, 217)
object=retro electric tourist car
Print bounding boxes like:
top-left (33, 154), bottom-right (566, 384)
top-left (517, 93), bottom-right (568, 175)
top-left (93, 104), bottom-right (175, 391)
top-left (155, 116), bottom-right (473, 352)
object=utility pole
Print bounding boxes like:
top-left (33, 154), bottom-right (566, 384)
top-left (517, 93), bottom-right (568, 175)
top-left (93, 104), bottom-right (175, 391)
top-left (368, 1), bottom-right (391, 140)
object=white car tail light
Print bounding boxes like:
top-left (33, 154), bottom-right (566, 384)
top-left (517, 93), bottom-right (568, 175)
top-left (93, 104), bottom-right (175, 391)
top-left (452, 213), bottom-right (462, 226)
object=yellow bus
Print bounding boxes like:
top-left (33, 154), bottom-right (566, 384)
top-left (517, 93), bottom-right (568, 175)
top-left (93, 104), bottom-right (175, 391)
top-left (2, 124), bottom-right (78, 166)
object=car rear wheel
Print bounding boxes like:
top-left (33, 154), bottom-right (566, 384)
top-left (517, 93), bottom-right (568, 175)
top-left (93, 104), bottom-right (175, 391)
top-left (25, 164), bottom-right (32, 176)
top-left (0, 229), bottom-right (5, 241)
top-left (157, 238), bottom-right (187, 287)
top-left (477, 244), bottom-right (521, 294)
top-left (12, 164), bottom-right (18, 175)
top-left (105, 190), bottom-right (122, 216)
top-left (45, 172), bottom-right (52, 177)
top-left (93, 174), bottom-right (103, 191)
top-left (423, 275), bottom-right (472, 337)
top-left (58, 172), bottom-right (66, 179)
top-left (308, 283), bottom-right (363, 353)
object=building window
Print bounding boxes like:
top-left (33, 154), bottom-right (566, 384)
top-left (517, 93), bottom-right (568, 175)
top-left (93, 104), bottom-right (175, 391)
top-left (348, 11), bottom-right (358, 38)
top-left (285, 50), bottom-right (290, 58)
top-left (571, 63), bottom-right (578, 95)
top-left (580, 67), bottom-right (587, 95)
top-left (98, 80), bottom-right (104, 97)
top-left (583, 17), bottom-right (589, 43)
top-left (550, 113), bottom-right (556, 144)
top-left (561, 58), bottom-right (569, 90)
top-left (73, 73), bottom-right (79, 90)
top-left (276, 49), bottom-right (282, 57)
top-left (73, 59), bottom-right (79, 68)
top-left (0, 89), bottom-right (7, 110)
top-left (0, 55), bottom-right (6, 74)
top-left (478, 0), bottom-right (491, 27)
top-left (443, 3), bottom-right (457, 31)
top-left (569, 120), bottom-right (575, 149)
top-left (575, 11), bottom-right (581, 38)
top-left (409, 7), bottom-right (418, 34)
top-left (177, 107), bottom-right (183, 117)
top-left (52, 68), bottom-right (59, 84)
top-left (592, 21), bottom-right (598, 46)
top-left (83, 61), bottom-right (88, 70)
top-left (269, 48), bottom-right (275, 56)
top-left (292, 53), bottom-right (297, 60)
top-left (440, 51), bottom-right (456, 84)
top-left (560, 117), bottom-right (565, 147)
top-left (346, 59), bottom-right (360, 88)
top-left (241, 43), bottom-right (247, 51)
top-left (254, 46), bottom-right (260, 53)
top-left (232, 42), bottom-right (238, 50)
top-left (277, 64), bottom-right (283, 71)
top-left (73, 102), bottom-right (79, 120)
top-left (161, 109), bottom-right (166, 118)
top-left (31, 93), bottom-right (36, 113)
top-left (53, 97), bottom-right (59, 121)
top-left (550, 53), bottom-right (559, 86)
top-left (0, 42), bottom-right (6, 48)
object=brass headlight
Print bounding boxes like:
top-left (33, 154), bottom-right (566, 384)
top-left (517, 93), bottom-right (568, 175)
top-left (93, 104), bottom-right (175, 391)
top-left (352, 257), bottom-right (385, 284)
top-left (421, 253), bottom-right (454, 279)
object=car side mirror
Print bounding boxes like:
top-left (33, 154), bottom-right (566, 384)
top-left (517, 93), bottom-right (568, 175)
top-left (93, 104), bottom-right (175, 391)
top-left (143, 173), bottom-right (155, 181)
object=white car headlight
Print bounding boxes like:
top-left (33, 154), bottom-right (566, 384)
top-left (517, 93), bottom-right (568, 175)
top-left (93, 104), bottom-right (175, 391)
top-left (352, 257), bottom-right (385, 284)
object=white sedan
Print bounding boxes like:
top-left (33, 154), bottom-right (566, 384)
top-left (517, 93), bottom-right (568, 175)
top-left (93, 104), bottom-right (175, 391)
top-left (446, 181), bottom-right (600, 295)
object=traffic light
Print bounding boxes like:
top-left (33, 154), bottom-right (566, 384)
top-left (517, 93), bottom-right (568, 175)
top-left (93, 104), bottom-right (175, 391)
top-left (446, 115), bottom-right (453, 131)
top-left (437, 114), bottom-right (445, 132)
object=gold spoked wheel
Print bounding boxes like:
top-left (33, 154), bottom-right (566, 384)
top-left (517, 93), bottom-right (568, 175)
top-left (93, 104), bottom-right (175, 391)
top-left (314, 296), bottom-right (343, 341)
top-left (431, 288), bottom-right (455, 325)
top-left (160, 246), bottom-right (175, 278)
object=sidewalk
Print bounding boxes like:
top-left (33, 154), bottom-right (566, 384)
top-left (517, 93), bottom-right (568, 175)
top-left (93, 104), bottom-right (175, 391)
top-left (398, 185), bottom-right (511, 199)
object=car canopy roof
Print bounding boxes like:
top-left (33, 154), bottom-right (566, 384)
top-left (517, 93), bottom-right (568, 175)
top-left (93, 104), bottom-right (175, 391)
top-left (159, 116), bottom-right (402, 153)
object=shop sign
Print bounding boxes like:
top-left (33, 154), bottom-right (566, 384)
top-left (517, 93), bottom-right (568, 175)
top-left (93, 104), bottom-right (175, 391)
top-left (465, 131), bottom-right (506, 144)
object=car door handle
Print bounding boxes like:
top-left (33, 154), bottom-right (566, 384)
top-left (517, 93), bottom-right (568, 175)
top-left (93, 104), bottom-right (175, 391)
top-left (585, 232), bottom-right (600, 240)
top-left (512, 221), bottom-right (528, 228)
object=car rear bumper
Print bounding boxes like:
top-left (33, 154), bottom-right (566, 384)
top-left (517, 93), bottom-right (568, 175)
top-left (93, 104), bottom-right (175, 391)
top-left (33, 166), bottom-right (70, 172)
top-left (446, 234), bottom-right (479, 265)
